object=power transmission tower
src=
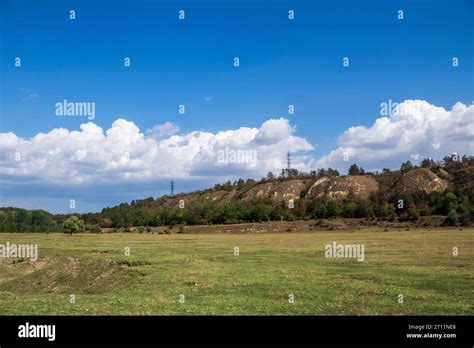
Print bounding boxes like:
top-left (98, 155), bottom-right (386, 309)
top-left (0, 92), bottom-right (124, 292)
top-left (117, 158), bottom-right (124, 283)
top-left (287, 151), bottom-right (291, 169)
top-left (170, 179), bottom-right (174, 196)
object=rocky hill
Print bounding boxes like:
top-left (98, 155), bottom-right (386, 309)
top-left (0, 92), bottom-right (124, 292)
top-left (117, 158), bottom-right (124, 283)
top-left (2, 155), bottom-right (472, 232)
top-left (395, 168), bottom-right (449, 194)
top-left (84, 156), bottom-right (471, 229)
top-left (163, 169), bottom-right (447, 208)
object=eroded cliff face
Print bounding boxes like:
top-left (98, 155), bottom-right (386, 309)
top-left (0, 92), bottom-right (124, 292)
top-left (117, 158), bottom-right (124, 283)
top-left (306, 175), bottom-right (379, 200)
top-left (395, 168), bottom-right (449, 194)
top-left (241, 179), bottom-right (311, 202)
top-left (161, 168), bottom-right (450, 209)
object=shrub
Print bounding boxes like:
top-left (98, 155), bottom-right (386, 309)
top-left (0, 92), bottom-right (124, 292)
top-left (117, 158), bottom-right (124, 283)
top-left (98, 218), bottom-right (113, 228)
top-left (85, 224), bottom-right (101, 233)
top-left (314, 219), bottom-right (329, 228)
top-left (342, 201), bottom-right (358, 218)
top-left (442, 209), bottom-right (459, 226)
top-left (355, 200), bottom-right (371, 218)
top-left (407, 207), bottom-right (420, 221)
top-left (326, 200), bottom-right (342, 218)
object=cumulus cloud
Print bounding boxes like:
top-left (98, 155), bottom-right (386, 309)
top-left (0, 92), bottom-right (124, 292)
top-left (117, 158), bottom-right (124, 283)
top-left (316, 100), bottom-right (474, 172)
top-left (2, 100), bottom-right (471, 189)
top-left (253, 118), bottom-right (295, 145)
top-left (146, 121), bottom-right (180, 139)
top-left (0, 118), bottom-right (314, 185)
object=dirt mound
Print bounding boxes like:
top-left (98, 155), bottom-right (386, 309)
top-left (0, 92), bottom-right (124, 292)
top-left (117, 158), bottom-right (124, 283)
top-left (307, 175), bottom-right (379, 200)
top-left (0, 255), bottom-right (139, 294)
top-left (397, 168), bottom-right (448, 194)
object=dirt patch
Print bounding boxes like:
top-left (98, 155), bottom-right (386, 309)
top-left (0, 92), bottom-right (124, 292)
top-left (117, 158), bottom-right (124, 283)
top-left (116, 260), bottom-right (151, 267)
top-left (0, 255), bottom-right (138, 294)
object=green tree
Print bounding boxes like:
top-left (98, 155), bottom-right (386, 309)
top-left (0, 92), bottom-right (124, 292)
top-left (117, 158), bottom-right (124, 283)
top-left (400, 160), bottom-right (414, 173)
top-left (355, 200), bottom-right (371, 218)
top-left (98, 218), bottom-right (113, 228)
top-left (420, 158), bottom-right (433, 168)
top-left (407, 206), bottom-right (420, 220)
top-left (442, 192), bottom-right (458, 214)
top-left (443, 209), bottom-right (458, 226)
top-left (342, 201), bottom-right (358, 218)
top-left (375, 203), bottom-right (397, 220)
top-left (63, 216), bottom-right (85, 235)
top-left (326, 200), bottom-right (343, 218)
top-left (326, 168), bottom-right (340, 177)
top-left (348, 164), bottom-right (364, 176)
top-left (308, 198), bottom-right (328, 219)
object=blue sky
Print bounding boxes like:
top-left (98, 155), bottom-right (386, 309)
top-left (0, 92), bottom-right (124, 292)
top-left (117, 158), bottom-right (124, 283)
top-left (1, 0), bottom-right (473, 213)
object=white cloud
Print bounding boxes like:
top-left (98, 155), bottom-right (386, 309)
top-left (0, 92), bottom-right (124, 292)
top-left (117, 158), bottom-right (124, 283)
top-left (0, 118), bottom-right (314, 185)
top-left (316, 100), bottom-right (474, 171)
top-left (22, 92), bottom-right (39, 102)
top-left (2, 100), bottom-right (471, 188)
top-left (253, 118), bottom-right (295, 145)
top-left (146, 121), bottom-right (180, 139)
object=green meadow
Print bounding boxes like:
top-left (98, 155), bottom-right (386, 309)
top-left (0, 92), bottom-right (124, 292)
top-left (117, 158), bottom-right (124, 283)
top-left (0, 228), bottom-right (472, 315)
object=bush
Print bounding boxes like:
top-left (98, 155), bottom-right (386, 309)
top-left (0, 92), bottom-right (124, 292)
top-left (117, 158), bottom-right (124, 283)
top-left (309, 199), bottom-right (328, 219)
top-left (407, 207), bottom-right (420, 221)
top-left (442, 192), bottom-right (458, 214)
top-left (355, 200), bottom-right (371, 218)
top-left (314, 219), bottom-right (329, 228)
top-left (326, 200), bottom-right (342, 218)
top-left (459, 213), bottom-right (471, 227)
top-left (98, 218), bottom-right (113, 228)
top-left (442, 209), bottom-right (459, 226)
top-left (375, 203), bottom-right (397, 220)
top-left (342, 201), bottom-right (358, 218)
top-left (85, 224), bottom-right (101, 233)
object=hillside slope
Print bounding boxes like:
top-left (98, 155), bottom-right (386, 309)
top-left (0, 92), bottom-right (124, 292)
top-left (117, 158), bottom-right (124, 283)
top-left (162, 169), bottom-right (448, 208)
top-left (2, 155), bottom-right (472, 231)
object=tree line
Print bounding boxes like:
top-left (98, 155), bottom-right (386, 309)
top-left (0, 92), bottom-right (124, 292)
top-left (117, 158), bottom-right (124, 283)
top-left (0, 154), bottom-right (472, 232)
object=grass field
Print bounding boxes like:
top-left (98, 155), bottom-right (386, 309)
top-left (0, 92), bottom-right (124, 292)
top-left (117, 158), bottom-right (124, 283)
top-left (0, 228), bottom-right (472, 315)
